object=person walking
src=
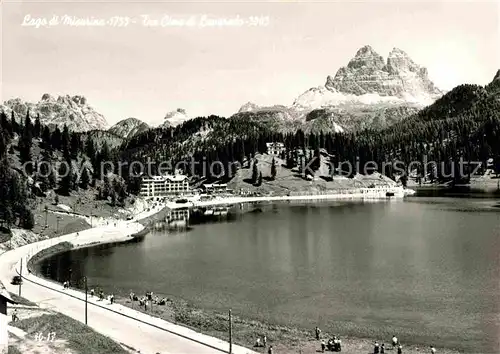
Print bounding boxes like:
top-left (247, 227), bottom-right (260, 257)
top-left (110, 294), bottom-right (114, 304)
top-left (315, 326), bottom-right (321, 340)
top-left (380, 343), bottom-right (385, 354)
top-left (263, 335), bottom-right (267, 347)
top-left (267, 345), bottom-right (273, 354)
top-left (430, 345), bottom-right (436, 354)
top-left (397, 344), bottom-right (403, 354)
top-left (374, 341), bottom-right (380, 354)
top-left (321, 339), bottom-right (326, 352)
top-left (392, 335), bottom-right (398, 349)
top-left (11, 309), bottom-right (18, 322)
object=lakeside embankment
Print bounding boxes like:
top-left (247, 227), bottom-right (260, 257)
top-left (11, 200), bottom-right (256, 354)
top-left (27, 197), bottom-right (468, 354)
top-left (109, 291), bottom-right (464, 354)
top-left (164, 186), bottom-right (414, 211)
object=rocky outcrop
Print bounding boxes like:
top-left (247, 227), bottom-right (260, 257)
top-left (0, 94), bottom-right (108, 132)
top-left (290, 45), bottom-right (442, 132)
top-left (238, 102), bottom-right (260, 113)
top-left (162, 108), bottom-right (191, 128)
top-left (486, 69), bottom-right (500, 96)
top-left (108, 118), bottom-right (149, 139)
top-left (324, 46), bottom-right (442, 100)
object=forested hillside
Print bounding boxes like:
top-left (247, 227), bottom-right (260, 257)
top-left (2, 71), bottom-right (499, 231)
top-left (0, 110), bottom-right (127, 230)
top-left (115, 74), bottom-right (500, 185)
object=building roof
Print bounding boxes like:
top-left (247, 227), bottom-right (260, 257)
top-left (0, 281), bottom-right (16, 304)
top-left (202, 183), bottom-right (228, 188)
top-left (143, 174), bottom-right (188, 182)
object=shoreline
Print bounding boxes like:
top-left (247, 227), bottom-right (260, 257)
top-left (8, 201), bottom-right (259, 354)
top-left (164, 186), bottom-right (415, 210)
top-left (25, 197), bottom-right (469, 354)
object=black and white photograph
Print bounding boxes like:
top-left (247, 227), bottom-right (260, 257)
top-left (0, 0), bottom-right (499, 353)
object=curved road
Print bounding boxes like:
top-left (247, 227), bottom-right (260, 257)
top-left (0, 212), bottom-right (256, 354)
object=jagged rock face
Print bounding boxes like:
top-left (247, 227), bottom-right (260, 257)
top-left (238, 102), bottom-right (260, 113)
top-left (0, 94), bottom-right (108, 132)
top-left (486, 69), bottom-right (500, 96)
top-left (325, 46), bottom-right (442, 100)
top-left (108, 117), bottom-right (149, 139)
top-left (162, 108), bottom-right (191, 127)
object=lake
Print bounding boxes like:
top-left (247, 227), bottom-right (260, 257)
top-left (37, 195), bottom-right (500, 352)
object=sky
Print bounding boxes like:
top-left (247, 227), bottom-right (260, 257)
top-left (2, 0), bottom-right (499, 126)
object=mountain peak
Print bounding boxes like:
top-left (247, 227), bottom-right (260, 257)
top-left (388, 47), bottom-right (410, 58)
top-left (346, 45), bottom-right (385, 72)
top-left (238, 102), bottom-right (260, 113)
top-left (492, 69), bottom-right (500, 82)
top-left (108, 117), bottom-right (149, 139)
top-left (355, 45), bottom-right (378, 57)
top-left (163, 108), bottom-right (191, 127)
top-left (325, 45), bottom-right (442, 99)
top-left (1, 94), bottom-right (107, 131)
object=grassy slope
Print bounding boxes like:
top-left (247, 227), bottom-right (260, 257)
top-left (11, 313), bottom-right (129, 354)
top-left (227, 153), bottom-right (396, 196)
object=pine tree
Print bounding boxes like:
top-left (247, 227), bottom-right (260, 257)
top-left (256, 171), bottom-right (263, 186)
top-left (58, 157), bottom-right (73, 195)
top-left (270, 157), bottom-right (277, 180)
top-left (70, 133), bottom-right (80, 159)
top-left (0, 111), bottom-right (11, 137)
top-left (19, 111), bottom-right (33, 173)
top-left (85, 136), bottom-right (96, 159)
top-left (51, 127), bottom-right (62, 151)
top-left (80, 164), bottom-right (91, 190)
top-left (34, 114), bottom-right (41, 138)
top-left (251, 159), bottom-right (259, 184)
top-left (0, 128), bottom-right (5, 158)
top-left (20, 209), bottom-right (35, 230)
top-left (41, 126), bottom-right (52, 151)
top-left (61, 125), bottom-right (70, 160)
top-left (10, 111), bottom-right (18, 134)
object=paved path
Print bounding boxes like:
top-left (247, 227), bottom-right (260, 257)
top-left (0, 210), bottom-right (257, 354)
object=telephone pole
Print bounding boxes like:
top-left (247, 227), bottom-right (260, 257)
top-left (84, 276), bottom-right (88, 325)
top-left (18, 258), bottom-right (23, 297)
top-left (229, 309), bottom-right (233, 354)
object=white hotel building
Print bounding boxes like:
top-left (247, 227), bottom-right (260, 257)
top-left (140, 174), bottom-right (190, 199)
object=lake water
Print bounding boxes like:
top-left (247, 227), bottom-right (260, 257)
top-left (37, 195), bottom-right (500, 352)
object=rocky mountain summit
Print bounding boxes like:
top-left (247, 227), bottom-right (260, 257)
top-left (0, 94), bottom-right (108, 132)
top-left (162, 108), bottom-right (191, 127)
top-left (108, 117), bottom-right (149, 139)
top-left (234, 45), bottom-right (442, 133)
top-left (324, 46), bottom-right (442, 100)
top-left (238, 102), bottom-right (261, 113)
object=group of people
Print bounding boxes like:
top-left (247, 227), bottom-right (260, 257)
top-left (322, 337), bottom-right (342, 352)
top-left (315, 329), bottom-right (437, 354)
top-left (129, 291), bottom-right (168, 309)
top-left (88, 288), bottom-right (114, 303)
top-left (316, 327), bottom-right (342, 352)
top-left (373, 335), bottom-right (435, 354)
top-left (373, 335), bottom-right (403, 353)
top-left (254, 335), bottom-right (273, 354)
